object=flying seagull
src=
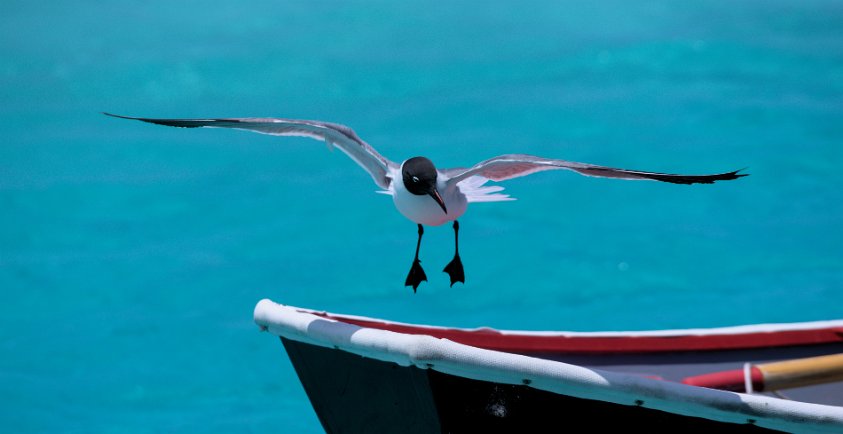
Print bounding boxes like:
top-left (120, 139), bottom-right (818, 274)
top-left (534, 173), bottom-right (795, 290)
top-left (104, 113), bottom-right (747, 292)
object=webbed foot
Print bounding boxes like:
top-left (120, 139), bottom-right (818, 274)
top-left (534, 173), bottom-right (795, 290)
top-left (443, 254), bottom-right (464, 287)
top-left (405, 259), bottom-right (427, 293)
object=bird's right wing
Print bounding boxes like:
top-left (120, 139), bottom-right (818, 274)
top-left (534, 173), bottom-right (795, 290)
top-left (104, 113), bottom-right (397, 189)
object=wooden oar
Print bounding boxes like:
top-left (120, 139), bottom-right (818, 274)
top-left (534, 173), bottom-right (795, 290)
top-left (682, 353), bottom-right (843, 392)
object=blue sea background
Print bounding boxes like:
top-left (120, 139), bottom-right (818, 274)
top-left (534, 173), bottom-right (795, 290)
top-left (2, 1), bottom-right (842, 432)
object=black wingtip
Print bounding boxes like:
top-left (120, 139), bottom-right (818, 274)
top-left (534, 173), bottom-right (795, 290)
top-left (103, 112), bottom-right (149, 122)
top-left (735, 167), bottom-right (750, 177)
top-left (696, 167), bottom-right (750, 184)
top-left (642, 167), bottom-right (750, 185)
top-left (723, 168), bottom-right (750, 182)
top-left (102, 113), bottom-right (209, 128)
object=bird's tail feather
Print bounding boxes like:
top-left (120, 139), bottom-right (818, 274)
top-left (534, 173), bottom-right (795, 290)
top-left (458, 176), bottom-right (514, 202)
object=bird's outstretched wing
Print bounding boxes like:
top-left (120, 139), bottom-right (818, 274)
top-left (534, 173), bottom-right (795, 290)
top-left (445, 154), bottom-right (747, 187)
top-left (104, 113), bottom-right (397, 189)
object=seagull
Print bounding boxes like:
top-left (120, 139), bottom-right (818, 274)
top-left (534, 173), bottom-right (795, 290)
top-left (104, 113), bottom-right (747, 292)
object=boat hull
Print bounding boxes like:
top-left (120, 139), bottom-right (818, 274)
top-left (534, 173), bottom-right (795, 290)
top-left (283, 337), bottom-right (782, 433)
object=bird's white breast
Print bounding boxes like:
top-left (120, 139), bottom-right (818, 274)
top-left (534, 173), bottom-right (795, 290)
top-left (391, 169), bottom-right (467, 226)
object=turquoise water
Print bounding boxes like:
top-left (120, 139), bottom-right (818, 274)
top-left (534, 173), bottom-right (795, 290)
top-left (2, 1), bottom-right (842, 432)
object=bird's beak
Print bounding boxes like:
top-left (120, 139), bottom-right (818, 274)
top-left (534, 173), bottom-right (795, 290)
top-left (429, 188), bottom-right (448, 214)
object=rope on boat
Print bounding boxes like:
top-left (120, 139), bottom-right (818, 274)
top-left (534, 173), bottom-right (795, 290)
top-left (744, 362), bottom-right (755, 394)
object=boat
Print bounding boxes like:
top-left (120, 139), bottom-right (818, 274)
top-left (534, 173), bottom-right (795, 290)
top-left (253, 299), bottom-right (843, 433)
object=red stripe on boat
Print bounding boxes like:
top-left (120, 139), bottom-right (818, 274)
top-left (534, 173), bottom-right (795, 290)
top-left (312, 313), bottom-right (843, 354)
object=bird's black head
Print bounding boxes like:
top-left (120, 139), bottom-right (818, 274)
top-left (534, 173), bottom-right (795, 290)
top-left (402, 156), bottom-right (447, 214)
top-left (402, 156), bottom-right (438, 195)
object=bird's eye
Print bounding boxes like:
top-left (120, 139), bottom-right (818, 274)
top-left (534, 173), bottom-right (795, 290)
top-left (412, 176), bottom-right (420, 183)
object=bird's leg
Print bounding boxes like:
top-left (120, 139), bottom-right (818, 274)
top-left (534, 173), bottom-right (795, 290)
top-left (405, 224), bottom-right (427, 293)
top-left (443, 220), bottom-right (465, 287)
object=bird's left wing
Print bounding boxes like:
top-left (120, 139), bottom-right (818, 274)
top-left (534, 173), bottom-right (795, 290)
top-left (104, 113), bottom-right (397, 189)
top-left (445, 154), bottom-right (747, 187)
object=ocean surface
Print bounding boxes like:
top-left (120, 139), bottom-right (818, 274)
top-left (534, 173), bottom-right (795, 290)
top-left (2, 1), bottom-right (842, 432)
